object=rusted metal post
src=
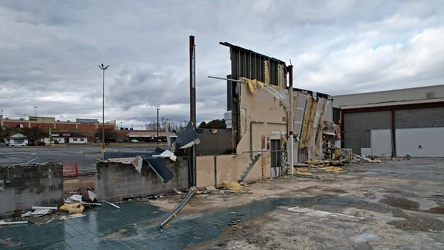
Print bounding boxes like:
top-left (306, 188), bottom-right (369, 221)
top-left (287, 65), bottom-right (294, 175)
top-left (189, 36), bottom-right (196, 186)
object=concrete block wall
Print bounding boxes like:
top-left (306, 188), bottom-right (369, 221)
top-left (96, 158), bottom-right (189, 202)
top-left (196, 153), bottom-right (271, 188)
top-left (0, 163), bottom-right (64, 218)
top-left (395, 107), bottom-right (444, 128)
top-left (343, 111), bottom-right (391, 155)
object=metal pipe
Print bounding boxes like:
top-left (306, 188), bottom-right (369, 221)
top-left (208, 76), bottom-right (242, 82)
top-left (287, 65), bottom-right (294, 175)
top-left (160, 187), bottom-right (197, 229)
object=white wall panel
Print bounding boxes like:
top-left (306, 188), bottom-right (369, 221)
top-left (371, 129), bottom-right (392, 156)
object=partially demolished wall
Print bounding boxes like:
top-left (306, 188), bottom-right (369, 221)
top-left (0, 163), bottom-right (63, 218)
top-left (203, 42), bottom-right (336, 184)
top-left (96, 158), bottom-right (188, 202)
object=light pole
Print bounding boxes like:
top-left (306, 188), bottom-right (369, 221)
top-left (120, 121), bottom-right (123, 130)
top-left (98, 63), bottom-right (109, 153)
top-left (157, 108), bottom-right (159, 144)
top-left (34, 106), bottom-right (38, 116)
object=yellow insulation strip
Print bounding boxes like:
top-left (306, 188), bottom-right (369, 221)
top-left (242, 77), bottom-right (267, 95)
top-left (314, 100), bottom-right (327, 155)
top-left (278, 64), bottom-right (285, 88)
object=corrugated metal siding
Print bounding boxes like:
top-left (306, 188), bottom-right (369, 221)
top-left (220, 42), bottom-right (286, 87)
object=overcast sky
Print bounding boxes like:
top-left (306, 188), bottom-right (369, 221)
top-left (1, 0), bottom-right (443, 129)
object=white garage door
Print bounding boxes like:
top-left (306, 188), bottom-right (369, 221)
top-left (396, 127), bottom-right (444, 157)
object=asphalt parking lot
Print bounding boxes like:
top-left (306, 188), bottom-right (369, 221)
top-left (0, 144), bottom-right (163, 170)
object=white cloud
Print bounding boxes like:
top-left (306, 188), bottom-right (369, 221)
top-left (0, 0), bottom-right (443, 127)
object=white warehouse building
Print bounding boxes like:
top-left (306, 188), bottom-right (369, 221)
top-left (333, 84), bottom-right (444, 157)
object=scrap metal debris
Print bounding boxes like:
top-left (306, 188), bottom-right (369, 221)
top-left (172, 187), bottom-right (184, 194)
top-left (154, 147), bottom-right (177, 162)
top-left (131, 155), bottom-right (144, 173)
top-left (172, 121), bottom-right (201, 151)
top-left (103, 200), bottom-right (120, 209)
top-left (0, 220), bottom-right (28, 226)
top-left (146, 157), bottom-right (174, 183)
top-left (80, 187), bottom-right (98, 203)
top-left (352, 153), bottom-right (382, 163)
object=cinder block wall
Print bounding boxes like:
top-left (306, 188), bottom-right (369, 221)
top-left (0, 163), bottom-right (64, 218)
top-left (196, 153), bottom-right (271, 188)
top-left (96, 158), bottom-right (189, 202)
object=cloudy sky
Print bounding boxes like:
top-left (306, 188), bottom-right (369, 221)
top-left (1, 0), bottom-right (443, 129)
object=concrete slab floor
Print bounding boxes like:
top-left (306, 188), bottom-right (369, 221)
top-left (0, 197), bottom-right (396, 249)
top-left (0, 158), bottom-right (443, 249)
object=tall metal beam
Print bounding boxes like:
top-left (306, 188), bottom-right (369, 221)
top-left (287, 65), bottom-right (294, 175)
top-left (189, 35), bottom-right (196, 187)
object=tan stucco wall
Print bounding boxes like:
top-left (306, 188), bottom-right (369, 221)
top-left (215, 154), bottom-right (247, 183)
top-left (237, 83), bottom-right (288, 155)
top-left (196, 156), bottom-right (215, 187)
top-left (196, 153), bottom-right (271, 188)
top-left (244, 151), bottom-right (271, 182)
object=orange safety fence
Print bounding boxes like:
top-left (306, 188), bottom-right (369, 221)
top-left (63, 161), bottom-right (78, 177)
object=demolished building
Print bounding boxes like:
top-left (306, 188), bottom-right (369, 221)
top-left (91, 42), bottom-right (338, 203)
top-left (195, 42), bottom-right (336, 187)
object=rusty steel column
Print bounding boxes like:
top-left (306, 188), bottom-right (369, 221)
top-left (287, 65), bottom-right (294, 175)
top-left (189, 36), bottom-right (196, 186)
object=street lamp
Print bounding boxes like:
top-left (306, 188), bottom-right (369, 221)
top-left (98, 63), bottom-right (109, 153)
top-left (34, 106), bottom-right (38, 116)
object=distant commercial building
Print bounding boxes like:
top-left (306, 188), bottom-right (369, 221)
top-left (0, 115), bottom-right (116, 142)
top-left (333, 84), bottom-right (444, 157)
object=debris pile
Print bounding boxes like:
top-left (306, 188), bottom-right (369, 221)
top-left (323, 166), bottom-right (346, 174)
top-left (222, 181), bottom-right (243, 192)
top-left (59, 203), bottom-right (84, 214)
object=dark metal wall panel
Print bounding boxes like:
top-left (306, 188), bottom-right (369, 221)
top-left (343, 111), bottom-right (391, 154)
top-left (395, 107), bottom-right (444, 128)
top-left (220, 42), bottom-right (286, 86)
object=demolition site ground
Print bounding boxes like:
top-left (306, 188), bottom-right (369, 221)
top-left (1, 158), bottom-right (443, 249)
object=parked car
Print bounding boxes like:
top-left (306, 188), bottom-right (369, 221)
top-left (10, 142), bottom-right (27, 146)
top-left (37, 142), bottom-right (46, 146)
top-left (130, 139), bottom-right (139, 143)
top-left (0, 142), bottom-right (7, 147)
